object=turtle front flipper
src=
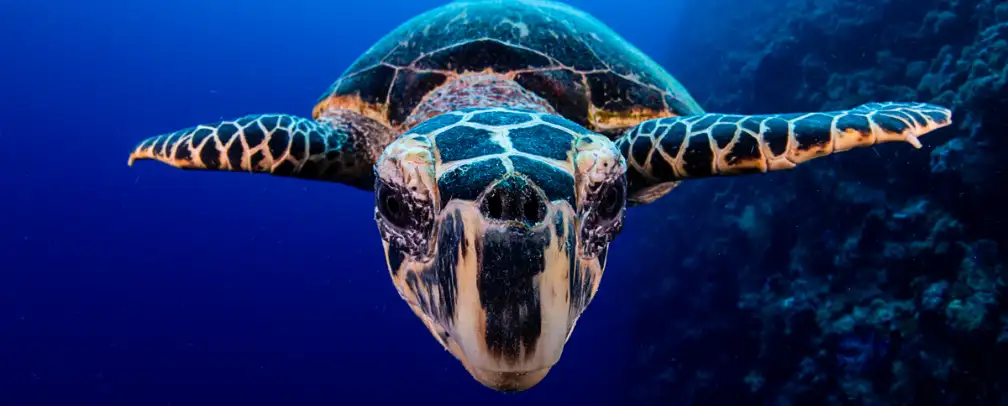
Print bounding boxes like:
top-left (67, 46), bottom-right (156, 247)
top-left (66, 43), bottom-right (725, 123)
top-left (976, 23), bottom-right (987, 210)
top-left (128, 112), bottom-right (394, 190)
top-left (615, 102), bottom-right (953, 204)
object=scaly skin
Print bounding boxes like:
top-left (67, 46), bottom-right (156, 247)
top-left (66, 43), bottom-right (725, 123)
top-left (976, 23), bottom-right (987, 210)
top-left (615, 102), bottom-right (953, 204)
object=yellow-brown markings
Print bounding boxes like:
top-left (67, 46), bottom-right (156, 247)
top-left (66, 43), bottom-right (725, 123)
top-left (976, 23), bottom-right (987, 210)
top-left (588, 104), bottom-right (673, 135)
top-left (449, 205), bottom-right (487, 367)
top-left (387, 202), bottom-right (583, 375)
top-left (377, 136), bottom-right (439, 204)
top-left (385, 204), bottom-right (484, 368)
top-left (645, 138), bottom-right (669, 175)
top-left (469, 206), bottom-right (573, 371)
top-left (573, 133), bottom-right (625, 205)
top-left (319, 57), bottom-right (688, 137)
top-left (312, 93), bottom-right (390, 128)
top-left (668, 132), bottom-right (691, 179)
top-left (539, 206), bottom-right (579, 348)
top-left (129, 122), bottom-right (308, 175)
top-left (641, 103), bottom-right (953, 179)
top-left (834, 126), bottom-right (875, 152)
top-left (870, 112), bottom-right (926, 147)
top-left (716, 131), bottom-right (768, 175)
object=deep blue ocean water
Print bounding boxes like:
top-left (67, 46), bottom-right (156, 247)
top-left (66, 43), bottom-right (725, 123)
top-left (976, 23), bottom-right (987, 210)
top-left (1, 0), bottom-right (691, 404)
top-left (6, 0), bottom-right (1003, 404)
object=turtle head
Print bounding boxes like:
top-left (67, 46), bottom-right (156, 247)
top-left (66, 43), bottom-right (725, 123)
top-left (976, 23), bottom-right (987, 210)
top-left (372, 111), bottom-right (627, 392)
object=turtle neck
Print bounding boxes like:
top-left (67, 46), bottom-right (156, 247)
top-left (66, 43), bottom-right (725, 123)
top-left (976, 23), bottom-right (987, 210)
top-left (405, 73), bottom-right (558, 129)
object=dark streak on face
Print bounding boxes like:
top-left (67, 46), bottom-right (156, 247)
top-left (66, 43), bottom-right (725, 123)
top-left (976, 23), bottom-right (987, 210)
top-left (566, 217), bottom-right (587, 314)
top-left (569, 266), bottom-right (594, 318)
top-left (405, 209), bottom-right (463, 324)
top-left (554, 214), bottom-right (565, 240)
top-left (387, 245), bottom-right (406, 276)
top-left (479, 225), bottom-right (550, 363)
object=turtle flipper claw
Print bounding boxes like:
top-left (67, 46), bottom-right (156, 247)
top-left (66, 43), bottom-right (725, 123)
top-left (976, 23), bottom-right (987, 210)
top-left (615, 101), bottom-right (953, 204)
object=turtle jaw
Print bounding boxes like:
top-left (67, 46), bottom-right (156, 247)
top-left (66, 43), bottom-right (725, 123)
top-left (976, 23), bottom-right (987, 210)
top-left (464, 364), bottom-right (552, 393)
top-left (383, 200), bottom-right (597, 391)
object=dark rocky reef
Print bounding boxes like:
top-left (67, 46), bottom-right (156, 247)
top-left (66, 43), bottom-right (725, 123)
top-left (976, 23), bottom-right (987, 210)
top-left (630, 0), bottom-right (1008, 404)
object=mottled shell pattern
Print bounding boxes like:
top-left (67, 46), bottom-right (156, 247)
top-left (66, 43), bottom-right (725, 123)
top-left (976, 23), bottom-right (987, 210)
top-left (312, 0), bottom-right (703, 139)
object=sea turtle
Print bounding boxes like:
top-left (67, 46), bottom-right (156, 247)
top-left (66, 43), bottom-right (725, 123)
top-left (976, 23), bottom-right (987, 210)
top-left (127, 0), bottom-right (952, 392)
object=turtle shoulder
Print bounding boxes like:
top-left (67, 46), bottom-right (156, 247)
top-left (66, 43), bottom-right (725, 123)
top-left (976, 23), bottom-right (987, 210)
top-left (313, 0), bottom-right (704, 138)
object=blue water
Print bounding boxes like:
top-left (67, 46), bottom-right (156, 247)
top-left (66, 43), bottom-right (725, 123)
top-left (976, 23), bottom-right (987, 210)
top-left (5, 0), bottom-right (1000, 404)
top-left (1, 0), bottom-right (686, 404)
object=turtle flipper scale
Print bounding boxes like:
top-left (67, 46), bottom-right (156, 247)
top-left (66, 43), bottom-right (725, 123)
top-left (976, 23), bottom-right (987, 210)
top-left (616, 101), bottom-right (953, 204)
top-left (128, 113), bottom-right (388, 190)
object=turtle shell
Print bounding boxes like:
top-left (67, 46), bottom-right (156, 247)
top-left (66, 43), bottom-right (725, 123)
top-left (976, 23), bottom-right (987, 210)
top-left (312, 0), bottom-right (704, 137)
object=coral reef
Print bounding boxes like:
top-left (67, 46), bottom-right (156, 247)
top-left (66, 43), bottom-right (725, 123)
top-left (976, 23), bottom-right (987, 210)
top-left (630, 0), bottom-right (1008, 404)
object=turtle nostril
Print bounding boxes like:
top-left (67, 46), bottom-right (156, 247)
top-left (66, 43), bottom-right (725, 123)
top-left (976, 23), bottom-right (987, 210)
top-left (523, 197), bottom-right (543, 225)
top-left (486, 190), bottom-right (504, 219)
top-left (480, 176), bottom-right (547, 226)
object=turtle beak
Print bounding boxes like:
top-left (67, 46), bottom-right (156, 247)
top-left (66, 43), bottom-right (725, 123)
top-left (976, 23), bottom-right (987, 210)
top-left (464, 365), bottom-right (552, 392)
top-left (423, 200), bottom-right (579, 392)
top-left (386, 186), bottom-right (597, 392)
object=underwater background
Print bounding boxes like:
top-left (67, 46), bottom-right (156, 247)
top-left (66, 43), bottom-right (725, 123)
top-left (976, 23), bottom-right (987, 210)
top-left (2, 0), bottom-right (1004, 404)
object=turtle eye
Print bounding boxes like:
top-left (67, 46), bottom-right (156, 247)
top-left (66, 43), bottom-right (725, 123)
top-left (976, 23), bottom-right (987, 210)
top-left (578, 176), bottom-right (626, 258)
top-left (596, 179), bottom-right (626, 219)
top-left (373, 176), bottom-right (436, 259)
top-left (376, 181), bottom-right (412, 228)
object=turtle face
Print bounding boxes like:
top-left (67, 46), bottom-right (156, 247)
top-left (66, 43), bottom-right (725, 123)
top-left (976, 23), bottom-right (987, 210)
top-left (372, 117), bottom-right (626, 392)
